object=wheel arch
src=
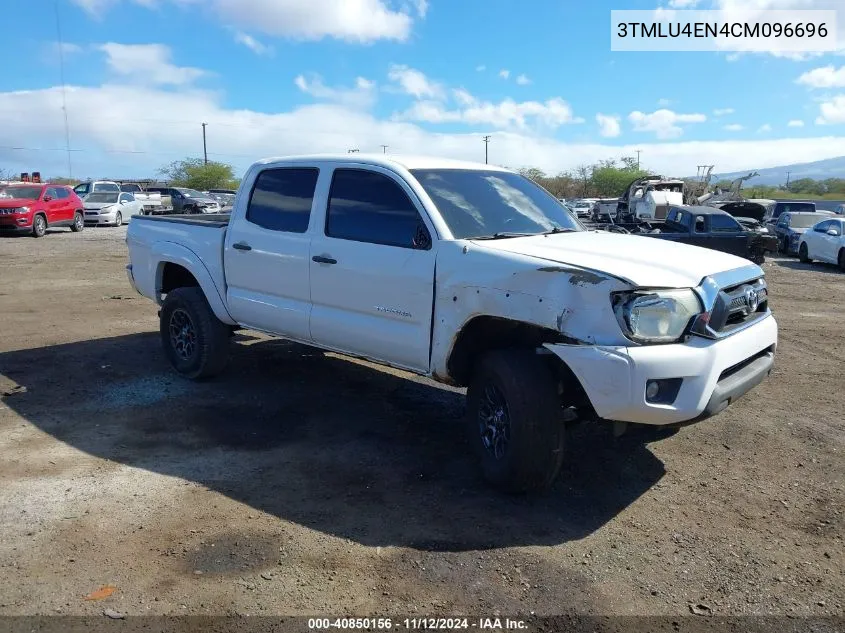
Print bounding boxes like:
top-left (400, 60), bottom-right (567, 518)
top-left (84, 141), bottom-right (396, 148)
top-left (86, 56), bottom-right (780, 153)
top-left (445, 315), bottom-right (596, 416)
top-left (151, 243), bottom-right (237, 325)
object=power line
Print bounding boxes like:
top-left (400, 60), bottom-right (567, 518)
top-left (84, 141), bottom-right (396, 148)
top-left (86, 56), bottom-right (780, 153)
top-left (482, 135), bottom-right (491, 164)
top-left (54, 0), bottom-right (72, 179)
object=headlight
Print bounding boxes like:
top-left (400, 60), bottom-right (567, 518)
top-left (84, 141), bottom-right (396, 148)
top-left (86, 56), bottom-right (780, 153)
top-left (612, 289), bottom-right (702, 344)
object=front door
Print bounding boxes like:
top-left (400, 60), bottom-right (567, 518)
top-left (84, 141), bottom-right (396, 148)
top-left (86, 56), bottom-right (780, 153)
top-left (42, 187), bottom-right (63, 223)
top-left (224, 166), bottom-right (320, 342)
top-left (308, 167), bottom-right (436, 373)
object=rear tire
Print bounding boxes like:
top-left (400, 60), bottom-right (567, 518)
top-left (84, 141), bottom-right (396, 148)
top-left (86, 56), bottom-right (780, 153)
top-left (466, 349), bottom-right (565, 493)
top-left (32, 214), bottom-right (46, 238)
top-left (160, 287), bottom-right (230, 380)
top-left (70, 212), bottom-right (84, 232)
top-left (839, 249), bottom-right (845, 272)
top-left (799, 242), bottom-right (811, 263)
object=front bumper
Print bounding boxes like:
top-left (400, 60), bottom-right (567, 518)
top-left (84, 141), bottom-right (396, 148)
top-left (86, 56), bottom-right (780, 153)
top-left (84, 210), bottom-right (119, 225)
top-left (545, 313), bottom-right (778, 425)
top-left (0, 216), bottom-right (33, 233)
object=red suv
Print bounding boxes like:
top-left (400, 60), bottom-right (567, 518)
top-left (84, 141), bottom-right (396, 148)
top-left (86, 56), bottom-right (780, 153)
top-left (0, 183), bottom-right (85, 237)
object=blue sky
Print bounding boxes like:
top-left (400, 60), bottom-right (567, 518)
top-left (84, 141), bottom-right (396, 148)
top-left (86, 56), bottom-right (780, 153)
top-left (1, 0), bottom-right (844, 180)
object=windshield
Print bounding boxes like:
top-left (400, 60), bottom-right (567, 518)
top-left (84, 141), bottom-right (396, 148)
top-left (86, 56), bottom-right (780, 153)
top-left (412, 169), bottom-right (581, 239)
top-left (787, 214), bottom-right (821, 229)
top-left (4, 185), bottom-right (42, 200)
top-left (86, 193), bottom-right (119, 203)
top-left (773, 202), bottom-right (815, 217)
top-left (179, 189), bottom-right (206, 198)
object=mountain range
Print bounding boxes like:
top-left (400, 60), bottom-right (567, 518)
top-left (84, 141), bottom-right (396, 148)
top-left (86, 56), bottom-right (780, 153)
top-left (709, 156), bottom-right (845, 186)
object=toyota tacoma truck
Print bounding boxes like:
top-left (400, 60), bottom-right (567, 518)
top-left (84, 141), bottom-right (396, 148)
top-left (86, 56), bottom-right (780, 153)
top-left (125, 155), bottom-right (778, 492)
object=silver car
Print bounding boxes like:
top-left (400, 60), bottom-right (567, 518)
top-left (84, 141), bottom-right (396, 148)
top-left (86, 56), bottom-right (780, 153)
top-left (83, 192), bottom-right (143, 226)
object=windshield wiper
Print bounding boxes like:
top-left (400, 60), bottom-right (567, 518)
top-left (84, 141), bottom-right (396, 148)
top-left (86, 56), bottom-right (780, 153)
top-left (541, 227), bottom-right (577, 235)
top-left (472, 232), bottom-right (537, 240)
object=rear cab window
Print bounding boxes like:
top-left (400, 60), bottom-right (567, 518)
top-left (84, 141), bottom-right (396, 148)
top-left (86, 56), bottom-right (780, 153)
top-left (326, 168), bottom-right (430, 249)
top-left (246, 167), bottom-right (319, 233)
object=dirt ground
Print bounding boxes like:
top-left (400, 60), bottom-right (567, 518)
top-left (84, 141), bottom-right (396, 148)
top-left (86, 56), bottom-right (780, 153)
top-left (0, 225), bottom-right (843, 620)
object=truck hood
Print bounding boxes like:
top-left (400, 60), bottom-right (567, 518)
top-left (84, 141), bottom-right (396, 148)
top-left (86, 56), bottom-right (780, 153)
top-left (469, 231), bottom-right (757, 288)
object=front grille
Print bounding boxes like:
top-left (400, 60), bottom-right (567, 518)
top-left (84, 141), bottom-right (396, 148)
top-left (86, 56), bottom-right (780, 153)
top-left (709, 278), bottom-right (768, 334)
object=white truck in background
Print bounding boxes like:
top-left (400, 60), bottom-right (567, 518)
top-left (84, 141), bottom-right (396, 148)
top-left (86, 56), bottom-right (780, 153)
top-left (125, 154), bottom-right (778, 492)
top-left (118, 183), bottom-right (171, 215)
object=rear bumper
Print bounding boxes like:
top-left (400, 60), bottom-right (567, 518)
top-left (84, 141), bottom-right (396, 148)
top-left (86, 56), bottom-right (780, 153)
top-left (545, 313), bottom-right (778, 426)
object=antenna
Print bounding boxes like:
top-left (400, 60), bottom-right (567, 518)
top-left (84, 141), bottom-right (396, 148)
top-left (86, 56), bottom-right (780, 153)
top-left (54, 0), bottom-right (72, 179)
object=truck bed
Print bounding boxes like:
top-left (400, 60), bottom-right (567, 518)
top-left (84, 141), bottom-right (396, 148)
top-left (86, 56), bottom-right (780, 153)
top-left (132, 213), bottom-right (231, 228)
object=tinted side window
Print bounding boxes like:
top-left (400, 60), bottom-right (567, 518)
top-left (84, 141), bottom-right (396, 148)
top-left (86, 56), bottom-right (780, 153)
top-left (710, 214), bottom-right (741, 232)
top-left (56, 188), bottom-right (70, 199)
top-left (814, 220), bottom-right (831, 233)
top-left (326, 169), bottom-right (427, 249)
top-left (246, 168), bottom-right (319, 233)
top-left (45, 187), bottom-right (59, 199)
top-left (74, 183), bottom-right (89, 195)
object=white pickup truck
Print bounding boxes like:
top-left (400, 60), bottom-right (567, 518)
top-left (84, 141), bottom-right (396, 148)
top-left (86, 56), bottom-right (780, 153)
top-left (126, 154), bottom-right (778, 491)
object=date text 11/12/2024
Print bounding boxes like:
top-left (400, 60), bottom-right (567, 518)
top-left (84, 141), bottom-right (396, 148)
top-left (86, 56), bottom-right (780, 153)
top-left (307, 617), bottom-right (528, 630)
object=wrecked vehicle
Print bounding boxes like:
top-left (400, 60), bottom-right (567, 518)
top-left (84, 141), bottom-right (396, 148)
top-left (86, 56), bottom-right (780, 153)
top-left (617, 175), bottom-right (685, 221)
top-left (639, 205), bottom-right (777, 264)
top-left (710, 200), bottom-right (772, 234)
top-left (126, 155), bottom-right (778, 492)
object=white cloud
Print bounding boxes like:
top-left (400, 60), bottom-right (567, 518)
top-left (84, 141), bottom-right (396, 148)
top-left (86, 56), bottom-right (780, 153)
top-left (498, 69), bottom-right (510, 80)
top-left (758, 124), bottom-right (772, 133)
top-left (398, 90), bottom-right (583, 131)
top-left (475, 65), bottom-right (486, 72)
top-left (796, 65), bottom-right (845, 89)
top-left (234, 32), bottom-right (273, 56)
top-left (294, 74), bottom-right (376, 109)
top-left (74, 0), bottom-right (418, 43)
top-left (5, 81), bottom-right (845, 182)
top-left (98, 43), bottom-right (206, 85)
top-left (815, 95), bottom-right (845, 125)
top-left (515, 74), bottom-right (531, 86)
top-left (596, 114), bottom-right (621, 138)
top-left (713, 108), bottom-right (734, 116)
top-left (387, 64), bottom-right (444, 99)
top-left (628, 108), bottom-right (707, 139)
top-left (723, 123), bottom-right (744, 131)
top-left (787, 119), bottom-right (805, 127)
top-left (56, 42), bottom-right (84, 55)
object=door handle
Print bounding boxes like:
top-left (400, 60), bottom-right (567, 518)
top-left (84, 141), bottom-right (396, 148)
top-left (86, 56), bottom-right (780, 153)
top-left (232, 242), bottom-right (252, 251)
top-left (312, 255), bottom-right (337, 265)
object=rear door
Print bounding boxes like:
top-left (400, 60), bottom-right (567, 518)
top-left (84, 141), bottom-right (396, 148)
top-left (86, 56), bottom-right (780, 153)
top-left (224, 166), bottom-right (319, 342)
top-left (308, 167), bottom-right (436, 372)
top-left (814, 220), bottom-right (836, 262)
top-left (55, 187), bottom-right (74, 221)
top-left (708, 213), bottom-right (748, 256)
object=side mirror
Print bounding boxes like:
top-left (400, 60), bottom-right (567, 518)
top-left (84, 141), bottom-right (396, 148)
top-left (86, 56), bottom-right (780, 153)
top-left (828, 228), bottom-right (841, 237)
top-left (412, 224), bottom-right (432, 250)
top-left (43, 195), bottom-right (52, 202)
top-left (119, 199), bottom-right (127, 205)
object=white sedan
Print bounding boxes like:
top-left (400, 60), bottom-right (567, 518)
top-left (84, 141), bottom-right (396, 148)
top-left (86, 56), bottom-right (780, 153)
top-left (798, 217), bottom-right (845, 271)
top-left (83, 192), bottom-right (144, 227)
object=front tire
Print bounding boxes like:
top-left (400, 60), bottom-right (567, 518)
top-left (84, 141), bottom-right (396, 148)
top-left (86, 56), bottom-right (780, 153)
top-left (839, 249), bottom-right (845, 272)
top-left (466, 349), bottom-right (565, 493)
top-left (114, 211), bottom-right (123, 227)
top-left (70, 212), bottom-right (84, 232)
top-left (32, 214), bottom-right (46, 238)
top-left (799, 242), bottom-right (811, 263)
top-left (160, 287), bottom-right (230, 380)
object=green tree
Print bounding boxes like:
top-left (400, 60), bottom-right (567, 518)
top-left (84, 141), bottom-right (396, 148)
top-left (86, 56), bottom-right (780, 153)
top-left (157, 158), bottom-right (239, 190)
top-left (517, 167), bottom-right (547, 182)
top-left (590, 164), bottom-right (650, 197)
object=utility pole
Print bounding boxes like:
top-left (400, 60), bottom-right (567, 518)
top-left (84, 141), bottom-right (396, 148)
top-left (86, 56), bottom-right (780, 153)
top-left (785, 171), bottom-right (791, 188)
top-left (635, 149), bottom-right (642, 170)
top-left (482, 135), bottom-right (491, 164)
top-left (380, 145), bottom-right (388, 154)
top-left (201, 123), bottom-right (208, 165)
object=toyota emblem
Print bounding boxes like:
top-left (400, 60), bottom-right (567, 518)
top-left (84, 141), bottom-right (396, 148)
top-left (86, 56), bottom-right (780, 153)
top-left (744, 287), bottom-right (759, 313)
